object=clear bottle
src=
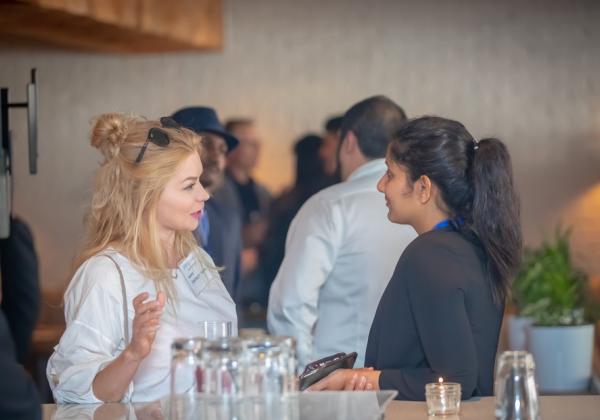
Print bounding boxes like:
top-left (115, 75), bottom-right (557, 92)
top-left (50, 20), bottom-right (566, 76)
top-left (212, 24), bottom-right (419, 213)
top-left (494, 350), bottom-right (540, 420)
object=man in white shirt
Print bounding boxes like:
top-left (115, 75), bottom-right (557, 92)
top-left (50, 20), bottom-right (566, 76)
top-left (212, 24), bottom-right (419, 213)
top-left (267, 96), bottom-right (416, 369)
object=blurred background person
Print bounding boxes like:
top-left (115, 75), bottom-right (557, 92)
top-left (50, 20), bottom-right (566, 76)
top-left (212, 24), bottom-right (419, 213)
top-left (260, 133), bottom-right (331, 290)
top-left (268, 96), bottom-right (416, 369)
top-left (320, 115), bottom-right (344, 184)
top-left (0, 217), bottom-right (40, 365)
top-left (0, 306), bottom-right (41, 420)
top-left (171, 106), bottom-right (243, 302)
top-left (214, 119), bottom-right (272, 321)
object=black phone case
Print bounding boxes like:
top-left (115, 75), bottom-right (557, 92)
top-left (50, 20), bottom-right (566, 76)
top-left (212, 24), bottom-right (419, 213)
top-left (298, 352), bottom-right (358, 391)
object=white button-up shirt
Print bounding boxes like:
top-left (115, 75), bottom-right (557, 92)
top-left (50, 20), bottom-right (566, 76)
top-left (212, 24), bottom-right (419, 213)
top-left (47, 248), bottom-right (237, 403)
top-left (267, 159), bottom-right (416, 369)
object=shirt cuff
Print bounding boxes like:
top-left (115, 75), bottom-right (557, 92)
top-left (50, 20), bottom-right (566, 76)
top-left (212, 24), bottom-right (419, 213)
top-left (49, 355), bottom-right (134, 404)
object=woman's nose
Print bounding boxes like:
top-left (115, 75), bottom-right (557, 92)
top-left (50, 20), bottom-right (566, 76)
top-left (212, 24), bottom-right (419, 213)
top-left (197, 183), bottom-right (210, 202)
top-left (376, 175), bottom-right (386, 193)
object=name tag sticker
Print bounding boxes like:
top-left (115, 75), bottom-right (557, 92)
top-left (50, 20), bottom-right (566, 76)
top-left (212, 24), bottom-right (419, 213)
top-left (179, 253), bottom-right (211, 297)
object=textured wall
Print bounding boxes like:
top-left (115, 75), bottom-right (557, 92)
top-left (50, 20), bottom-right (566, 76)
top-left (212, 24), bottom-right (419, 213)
top-left (0, 0), bottom-right (599, 290)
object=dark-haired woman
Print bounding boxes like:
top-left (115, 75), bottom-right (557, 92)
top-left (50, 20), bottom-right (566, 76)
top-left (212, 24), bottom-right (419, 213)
top-left (308, 116), bottom-right (522, 400)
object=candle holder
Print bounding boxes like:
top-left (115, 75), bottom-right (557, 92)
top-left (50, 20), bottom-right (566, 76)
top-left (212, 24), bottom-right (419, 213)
top-left (425, 379), bottom-right (461, 416)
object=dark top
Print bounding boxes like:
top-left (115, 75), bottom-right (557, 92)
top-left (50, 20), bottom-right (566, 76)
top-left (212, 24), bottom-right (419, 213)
top-left (214, 171), bottom-right (271, 227)
top-left (0, 310), bottom-right (41, 420)
top-left (0, 217), bottom-right (40, 364)
top-left (196, 198), bottom-right (242, 302)
top-left (365, 228), bottom-right (504, 400)
top-left (230, 173), bottom-right (262, 224)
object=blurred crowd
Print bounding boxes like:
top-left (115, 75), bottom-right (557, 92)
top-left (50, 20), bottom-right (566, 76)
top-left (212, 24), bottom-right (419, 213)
top-left (170, 107), bottom-right (345, 327)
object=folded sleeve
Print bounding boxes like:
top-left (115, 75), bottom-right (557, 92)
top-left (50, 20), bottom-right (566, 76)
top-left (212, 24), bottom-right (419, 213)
top-left (46, 256), bottom-right (134, 403)
top-left (379, 241), bottom-right (478, 400)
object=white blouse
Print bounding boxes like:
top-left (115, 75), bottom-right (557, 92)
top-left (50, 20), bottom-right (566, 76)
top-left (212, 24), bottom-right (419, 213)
top-left (47, 248), bottom-right (237, 403)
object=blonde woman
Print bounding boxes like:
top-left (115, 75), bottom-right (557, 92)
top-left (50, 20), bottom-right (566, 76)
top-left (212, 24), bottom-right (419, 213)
top-left (47, 114), bottom-right (237, 403)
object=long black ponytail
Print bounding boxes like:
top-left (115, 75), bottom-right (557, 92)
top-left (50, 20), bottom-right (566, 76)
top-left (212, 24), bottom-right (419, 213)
top-left (388, 116), bottom-right (522, 303)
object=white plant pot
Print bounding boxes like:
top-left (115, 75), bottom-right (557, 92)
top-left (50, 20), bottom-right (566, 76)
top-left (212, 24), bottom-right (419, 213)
top-left (506, 315), bottom-right (534, 350)
top-left (529, 324), bottom-right (595, 393)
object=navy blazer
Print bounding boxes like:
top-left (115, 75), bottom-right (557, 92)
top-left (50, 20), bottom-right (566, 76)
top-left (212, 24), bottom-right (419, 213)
top-left (196, 197), bottom-right (242, 302)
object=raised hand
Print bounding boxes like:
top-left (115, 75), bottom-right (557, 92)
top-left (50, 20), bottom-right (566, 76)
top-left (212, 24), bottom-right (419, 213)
top-left (126, 291), bottom-right (166, 361)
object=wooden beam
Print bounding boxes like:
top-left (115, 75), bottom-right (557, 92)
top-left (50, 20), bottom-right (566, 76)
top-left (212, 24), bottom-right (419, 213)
top-left (0, 0), bottom-right (223, 53)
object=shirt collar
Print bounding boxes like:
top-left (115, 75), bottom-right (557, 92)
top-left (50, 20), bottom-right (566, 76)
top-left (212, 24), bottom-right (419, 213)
top-left (346, 158), bottom-right (385, 182)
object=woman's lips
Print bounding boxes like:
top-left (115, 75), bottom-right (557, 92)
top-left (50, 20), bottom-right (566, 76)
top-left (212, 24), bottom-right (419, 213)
top-left (192, 210), bottom-right (203, 220)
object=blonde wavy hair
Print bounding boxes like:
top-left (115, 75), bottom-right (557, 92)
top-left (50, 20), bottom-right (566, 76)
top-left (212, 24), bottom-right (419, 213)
top-left (74, 113), bottom-right (208, 301)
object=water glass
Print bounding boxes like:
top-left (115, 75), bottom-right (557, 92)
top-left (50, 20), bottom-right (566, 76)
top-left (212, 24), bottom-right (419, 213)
top-left (170, 338), bottom-right (204, 420)
top-left (198, 320), bottom-right (233, 339)
top-left (198, 337), bottom-right (245, 397)
top-left (277, 336), bottom-right (299, 390)
top-left (494, 351), bottom-right (540, 420)
top-left (171, 338), bottom-right (203, 396)
top-left (243, 336), bottom-right (297, 396)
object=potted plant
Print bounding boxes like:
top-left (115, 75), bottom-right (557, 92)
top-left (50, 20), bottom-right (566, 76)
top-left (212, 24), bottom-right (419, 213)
top-left (512, 228), bottom-right (598, 393)
top-left (507, 264), bottom-right (536, 351)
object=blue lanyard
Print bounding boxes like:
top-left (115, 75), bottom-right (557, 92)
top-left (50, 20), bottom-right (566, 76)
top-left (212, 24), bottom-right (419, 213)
top-left (432, 220), bottom-right (452, 231)
top-left (433, 216), bottom-right (465, 231)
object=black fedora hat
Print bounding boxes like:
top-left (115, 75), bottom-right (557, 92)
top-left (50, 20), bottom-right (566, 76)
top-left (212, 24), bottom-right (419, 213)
top-left (171, 106), bottom-right (239, 151)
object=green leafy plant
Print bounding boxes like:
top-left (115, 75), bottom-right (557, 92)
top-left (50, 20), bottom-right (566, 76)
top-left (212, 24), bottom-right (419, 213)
top-left (512, 227), bottom-right (592, 326)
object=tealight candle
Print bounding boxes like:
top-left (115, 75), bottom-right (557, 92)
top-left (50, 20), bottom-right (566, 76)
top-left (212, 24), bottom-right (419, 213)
top-left (425, 377), bottom-right (461, 416)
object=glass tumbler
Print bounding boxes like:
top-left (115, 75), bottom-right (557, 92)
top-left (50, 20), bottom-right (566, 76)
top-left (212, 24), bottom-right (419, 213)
top-left (275, 336), bottom-right (299, 392)
top-left (198, 336), bottom-right (245, 397)
top-left (494, 351), bottom-right (540, 420)
top-left (198, 320), bottom-right (233, 340)
top-left (243, 335), bottom-right (298, 397)
top-left (171, 337), bottom-right (203, 396)
top-left (170, 338), bottom-right (204, 420)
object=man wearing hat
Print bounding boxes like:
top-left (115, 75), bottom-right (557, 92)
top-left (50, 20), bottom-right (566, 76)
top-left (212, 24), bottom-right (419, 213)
top-left (171, 106), bottom-right (242, 302)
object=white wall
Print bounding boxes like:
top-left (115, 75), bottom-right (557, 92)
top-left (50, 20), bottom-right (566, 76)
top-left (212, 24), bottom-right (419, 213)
top-left (1, 0), bottom-right (599, 290)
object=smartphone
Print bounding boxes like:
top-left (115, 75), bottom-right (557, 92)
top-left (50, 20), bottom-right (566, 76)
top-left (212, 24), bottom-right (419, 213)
top-left (298, 352), bottom-right (357, 391)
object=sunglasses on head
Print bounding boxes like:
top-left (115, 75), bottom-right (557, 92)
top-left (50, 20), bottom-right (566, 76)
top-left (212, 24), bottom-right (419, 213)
top-left (135, 117), bottom-right (181, 164)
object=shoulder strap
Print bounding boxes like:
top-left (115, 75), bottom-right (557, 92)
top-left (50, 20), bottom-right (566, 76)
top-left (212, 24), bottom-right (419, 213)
top-left (103, 254), bottom-right (130, 344)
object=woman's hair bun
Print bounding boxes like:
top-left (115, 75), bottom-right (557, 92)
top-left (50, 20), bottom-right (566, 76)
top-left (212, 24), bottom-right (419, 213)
top-left (90, 113), bottom-right (131, 160)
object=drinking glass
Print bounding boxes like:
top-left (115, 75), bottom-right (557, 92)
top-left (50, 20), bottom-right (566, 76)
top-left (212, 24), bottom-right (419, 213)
top-left (171, 338), bottom-right (203, 396)
top-left (170, 337), bottom-right (204, 420)
top-left (494, 351), bottom-right (540, 420)
top-left (198, 336), bottom-right (245, 397)
top-left (198, 320), bottom-right (233, 339)
top-left (276, 336), bottom-right (299, 391)
top-left (243, 335), bottom-right (298, 397)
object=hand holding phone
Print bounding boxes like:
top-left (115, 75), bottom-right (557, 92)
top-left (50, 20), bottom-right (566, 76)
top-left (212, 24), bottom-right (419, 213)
top-left (298, 352), bottom-right (358, 391)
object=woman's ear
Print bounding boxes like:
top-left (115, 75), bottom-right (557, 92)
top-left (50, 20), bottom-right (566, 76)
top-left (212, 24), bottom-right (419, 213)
top-left (417, 175), bottom-right (434, 204)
